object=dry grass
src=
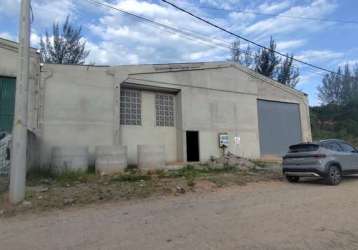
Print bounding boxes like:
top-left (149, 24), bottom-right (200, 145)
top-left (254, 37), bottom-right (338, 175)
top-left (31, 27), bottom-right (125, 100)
top-left (0, 164), bottom-right (282, 217)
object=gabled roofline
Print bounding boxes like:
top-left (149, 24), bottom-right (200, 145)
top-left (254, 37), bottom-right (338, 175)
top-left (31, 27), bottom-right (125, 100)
top-left (0, 37), bottom-right (39, 56)
top-left (117, 61), bottom-right (307, 99)
top-left (230, 62), bottom-right (307, 99)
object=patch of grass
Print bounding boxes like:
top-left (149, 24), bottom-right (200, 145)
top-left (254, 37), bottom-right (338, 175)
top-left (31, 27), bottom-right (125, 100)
top-left (26, 168), bottom-right (97, 186)
top-left (111, 173), bottom-right (151, 182)
top-left (56, 170), bottom-right (96, 185)
top-left (165, 165), bottom-right (238, 179)
top-left (250, 159), bottom-right (269, 168)
top-left (185, 174), bottom-right (195, 187)
top-left (1, 162), bottom-right (283, 217)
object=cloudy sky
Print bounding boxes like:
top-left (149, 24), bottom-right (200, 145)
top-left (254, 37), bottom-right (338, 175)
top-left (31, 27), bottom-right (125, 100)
top-left (0, 0), bottom-right (357, 106)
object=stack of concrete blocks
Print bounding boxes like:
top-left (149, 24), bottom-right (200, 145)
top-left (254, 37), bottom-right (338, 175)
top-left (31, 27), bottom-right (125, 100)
top-left (51, 146), bottom-right (89, 174)
top-left (137, 145), bottom-right (165, 170)
top-left (95, 145), bottom-right (128, 175)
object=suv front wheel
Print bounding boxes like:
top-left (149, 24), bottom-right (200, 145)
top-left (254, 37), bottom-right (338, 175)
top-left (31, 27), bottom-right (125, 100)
top-left (326, 165), bottom-right (342, 185)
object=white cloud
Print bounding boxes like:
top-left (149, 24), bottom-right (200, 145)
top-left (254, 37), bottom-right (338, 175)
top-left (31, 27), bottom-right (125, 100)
top-left (258, 1), bottom-right (291, 14)
top-left (198, 0), bottom-right (241, 9)
top-left (0, 0), bottom-right (75, 26)
top-left (32, 0), bottom-right (76, 27)
top-left (30, 32), bottom-right (41, 47)
top-left (85, 0), bottom-right (230, 65)
top-left (276, 39), bottom-right (306, 51)
top-left (296, 50), bottom-right (344, 63)
top-left (0, 32), bottom-right (15, 41)
top-left (244, 0), bottom-right (337, 38)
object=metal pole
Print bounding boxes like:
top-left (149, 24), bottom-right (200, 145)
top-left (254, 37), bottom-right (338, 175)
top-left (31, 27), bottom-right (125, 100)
top-left (9, 0), bottom-right (31, 204)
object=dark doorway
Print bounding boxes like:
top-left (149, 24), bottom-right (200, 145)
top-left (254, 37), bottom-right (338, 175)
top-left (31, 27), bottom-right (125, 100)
top-left (186, 131), bottom-right (199, 162)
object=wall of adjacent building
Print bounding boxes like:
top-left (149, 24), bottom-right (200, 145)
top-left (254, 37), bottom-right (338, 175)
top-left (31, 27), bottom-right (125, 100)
top-left (0, 38), bottom-right (41, 132)
top-left (0, 38), bottom-right (41, 168)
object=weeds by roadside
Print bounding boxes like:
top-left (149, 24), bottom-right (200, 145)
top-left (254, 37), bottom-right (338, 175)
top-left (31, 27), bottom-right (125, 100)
top-left (0, 162), bottom-right (282, 217)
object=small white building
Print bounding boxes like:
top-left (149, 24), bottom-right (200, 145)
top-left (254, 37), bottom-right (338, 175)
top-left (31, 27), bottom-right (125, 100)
top-left (0, 38), bottom-right (312, 169)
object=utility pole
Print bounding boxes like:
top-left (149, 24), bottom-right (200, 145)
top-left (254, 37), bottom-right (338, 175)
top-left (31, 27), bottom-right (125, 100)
top-left (9, 0), bottom-right (31, 204)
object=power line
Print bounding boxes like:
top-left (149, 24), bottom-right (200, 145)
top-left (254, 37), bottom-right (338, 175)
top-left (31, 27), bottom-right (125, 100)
top-left (83, 0), bottom-right (232, 51)
top-left (82, 1), bottom-right (301, 75)
top-left (83, 0), bottom-right (344, 80)
top-left (197, 5), bottom-right (358, 25)
top-left (160, 0), bottom-right (344, 76)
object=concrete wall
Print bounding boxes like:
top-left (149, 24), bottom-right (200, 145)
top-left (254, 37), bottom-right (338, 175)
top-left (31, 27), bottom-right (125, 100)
top-left (38, 61), bottom-right (311, 166)
top-left (119, 63), bottom-right (311, 160)
top-left (124, 65), bottom-right (261, 160)
top-left (39, 64), bottom-right (114, 166)
top-left (121, 90), bottom-right (177, 165)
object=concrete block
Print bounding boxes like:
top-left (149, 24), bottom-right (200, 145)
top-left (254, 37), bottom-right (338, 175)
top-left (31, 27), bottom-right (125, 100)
top-left (95, 145), bottom-right (127, 175)
top-left (137, 145), bottom-right (165, 170)
top-left (51, 146), bottom-right (89, 174)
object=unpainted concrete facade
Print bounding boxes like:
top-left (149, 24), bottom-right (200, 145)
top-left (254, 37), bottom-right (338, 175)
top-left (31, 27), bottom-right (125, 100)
top-left (0, 38), bottom-right (312, 168)
top-left (38, 63), bottom-right (311, 166)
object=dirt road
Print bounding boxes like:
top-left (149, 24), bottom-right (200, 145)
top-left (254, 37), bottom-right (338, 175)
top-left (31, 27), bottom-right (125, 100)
top-left (2, 178), bottom-right (358, 250)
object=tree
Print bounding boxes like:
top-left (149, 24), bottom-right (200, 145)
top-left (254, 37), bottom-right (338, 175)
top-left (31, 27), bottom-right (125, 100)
top-left (40, 16), bottom-right (90, 64)
top-left (231, 40), bottom-right (241, 63)
top-left (231, 40), bottom-right (254, 68)
top-left (230, 37), bottom-right (299, 88)
top-left (318, 68), bottom-right (343, 104)
top-left (255, 37), bottom-right (281, 78)
top-left (318, 64), bottom-right (358, 105)
top-left (276, 54), bottom-right (299, 88)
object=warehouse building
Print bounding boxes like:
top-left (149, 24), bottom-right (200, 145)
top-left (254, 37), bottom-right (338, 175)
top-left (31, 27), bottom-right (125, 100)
top-left (0, 37), bottom-right (312, 168)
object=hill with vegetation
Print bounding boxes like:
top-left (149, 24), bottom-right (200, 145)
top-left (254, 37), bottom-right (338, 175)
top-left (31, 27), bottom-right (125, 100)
top-left (310, 100), bottom-right (358, 146)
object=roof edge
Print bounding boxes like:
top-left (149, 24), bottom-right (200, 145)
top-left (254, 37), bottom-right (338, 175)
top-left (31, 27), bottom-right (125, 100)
top-left (230, 63), bottom-right (307, 99)
top-left (0, 37), bottom-right (38, 53)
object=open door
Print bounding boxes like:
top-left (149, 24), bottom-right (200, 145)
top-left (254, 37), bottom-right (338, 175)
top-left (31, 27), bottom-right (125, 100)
top-left (186, 131), bottom-right (199, 162)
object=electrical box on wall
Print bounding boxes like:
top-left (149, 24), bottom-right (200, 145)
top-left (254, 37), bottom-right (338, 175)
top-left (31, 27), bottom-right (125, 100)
top-left (218, 133), bottom-right (229, 148)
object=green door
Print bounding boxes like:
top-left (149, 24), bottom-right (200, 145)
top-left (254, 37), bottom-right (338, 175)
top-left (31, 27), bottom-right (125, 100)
top-left (0, 77), bottom-right (16, 133)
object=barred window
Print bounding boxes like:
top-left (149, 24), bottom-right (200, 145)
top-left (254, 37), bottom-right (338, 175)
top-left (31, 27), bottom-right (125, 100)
top-left (120, 89), bottom-right (141, 125)
top-left (156, 93), bottom-right (174, 127)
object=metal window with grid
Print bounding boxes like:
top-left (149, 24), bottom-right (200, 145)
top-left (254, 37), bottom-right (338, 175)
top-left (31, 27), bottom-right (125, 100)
top-left (156, 93), bottom-right (175, 127)
top-left (120, 88), bottom-right (142, 125)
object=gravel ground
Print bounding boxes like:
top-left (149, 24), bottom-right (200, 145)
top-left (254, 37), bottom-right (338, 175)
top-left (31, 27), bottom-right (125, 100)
top-left (2, 177), bottom-right (358, 250)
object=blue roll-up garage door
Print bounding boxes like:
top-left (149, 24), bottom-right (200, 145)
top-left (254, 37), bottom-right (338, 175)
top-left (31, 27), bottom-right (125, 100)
top-left (258, 99), bottom-right (302, 156)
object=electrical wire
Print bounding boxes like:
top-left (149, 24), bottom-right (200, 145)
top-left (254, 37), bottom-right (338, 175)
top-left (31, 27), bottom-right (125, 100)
top-left (83, 0), bottom-right (232, 51)
top-left (196, 5), bottom-right (358, 25)
top-left (83, 0), bottom-right (344, 80)
top-left (160, 0), bottom-right (346, 77)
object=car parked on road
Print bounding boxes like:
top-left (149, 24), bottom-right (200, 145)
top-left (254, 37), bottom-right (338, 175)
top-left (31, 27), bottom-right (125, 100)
top-left (282, 139), bottom-right (358, 185)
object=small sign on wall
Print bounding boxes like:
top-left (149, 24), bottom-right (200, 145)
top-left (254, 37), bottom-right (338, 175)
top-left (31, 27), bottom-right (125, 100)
top-left (218, 133), bottom-right (229, 148)
top-left (234, 136), bottom-right (241, 145)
